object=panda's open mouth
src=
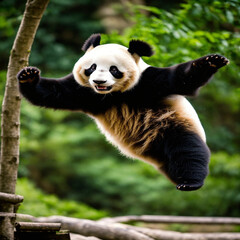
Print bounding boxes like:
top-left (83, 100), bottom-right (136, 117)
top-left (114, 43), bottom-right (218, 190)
top-left (95, 85), bottom-right (112, 92)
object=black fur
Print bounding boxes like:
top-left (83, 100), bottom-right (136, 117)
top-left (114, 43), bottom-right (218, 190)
top-left (18, 67), bottom-right (105, 113)
top-left (128, 40), bottom-right (154, 57)
top-left (109, 66), bottom-right (123, 79)
top-left (82, 33), bottom-right (101, 52)
top-left (146, 126), bottom-right (210, 191)
top-left (85, 64), bottom-right (97, 76)
top-left (17, 42), bottom-right (229, 191)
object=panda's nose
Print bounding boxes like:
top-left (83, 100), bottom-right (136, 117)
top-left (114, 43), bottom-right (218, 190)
top-left (93, 80), bottom-right (107, 84)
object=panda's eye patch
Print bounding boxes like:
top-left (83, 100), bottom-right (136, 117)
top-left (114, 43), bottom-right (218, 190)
top-left (109, 66), bottom-right (123, 79)
top-left (85, 64), bottom-right (97, 76)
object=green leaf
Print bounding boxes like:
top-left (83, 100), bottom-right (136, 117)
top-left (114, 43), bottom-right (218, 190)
top-left (226, 10), bottom-right (234, 23)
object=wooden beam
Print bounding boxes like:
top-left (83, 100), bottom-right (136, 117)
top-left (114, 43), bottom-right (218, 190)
top-left (0, 212), bottom-right (16, 218)
top-left (100, 215), bottom-right (240, 225)
top-left (15, 231), bottom-right (70, 240)
top-left (15, 222), bottom-right (61, 232)
top-left (0, 192), bottom-right (24, 204)
top-left (16, 215), bottom-right (240, 240)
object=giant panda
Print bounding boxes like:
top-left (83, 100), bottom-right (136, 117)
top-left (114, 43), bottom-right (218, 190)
top-left (17, 33), bottom-right (229, 191)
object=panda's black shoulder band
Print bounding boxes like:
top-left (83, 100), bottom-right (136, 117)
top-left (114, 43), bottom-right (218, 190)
top-left (128, 40), bottom-right (154, 57)
top-left (82, 33), bottom-right (101, 52)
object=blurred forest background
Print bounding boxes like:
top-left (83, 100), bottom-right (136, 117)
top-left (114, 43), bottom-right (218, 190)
top-left (0, 0), bottom-right (240, 221)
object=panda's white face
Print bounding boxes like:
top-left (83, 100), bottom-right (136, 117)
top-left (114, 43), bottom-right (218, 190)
top-left (73, 44), bottom-right (149, 94)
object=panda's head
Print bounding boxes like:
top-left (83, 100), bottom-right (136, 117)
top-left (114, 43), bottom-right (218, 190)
top-left (73, 34), bottom-right (154, 94)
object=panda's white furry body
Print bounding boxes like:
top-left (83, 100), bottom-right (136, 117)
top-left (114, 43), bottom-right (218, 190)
top-left (17, 33), bottom-right (229, 191)
top-left (73, 40), bottom-right (206, 166)
top-left (94, 94), bottom-right (206, 165)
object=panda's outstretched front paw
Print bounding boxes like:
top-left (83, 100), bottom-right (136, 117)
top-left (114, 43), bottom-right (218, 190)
top-left (192, 54), bottom-right (230, 70)
top-left (17, 67), bottom-right (40, 84)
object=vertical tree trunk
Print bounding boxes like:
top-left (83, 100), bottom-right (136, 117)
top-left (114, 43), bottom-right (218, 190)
top-left (0, 0), bottom-right (49, 239)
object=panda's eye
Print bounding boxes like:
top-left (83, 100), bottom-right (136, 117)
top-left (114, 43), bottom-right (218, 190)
top-left (109, 66), bottom-right (123, 79)
top-left (85, 64), bottom-right (97, 76)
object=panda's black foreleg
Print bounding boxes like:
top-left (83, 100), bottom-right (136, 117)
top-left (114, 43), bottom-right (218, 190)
top-left (173, 54), bottom-right (229, 96)
top-left (17, 67), bottom-right (88, 111)
top-left (160, 129), bottom-right (210, 191)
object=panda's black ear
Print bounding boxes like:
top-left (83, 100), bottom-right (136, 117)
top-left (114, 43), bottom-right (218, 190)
top-left (128, 40), bottom-right (154, 57)
top-left (82, 33), bottom-right (101, 52)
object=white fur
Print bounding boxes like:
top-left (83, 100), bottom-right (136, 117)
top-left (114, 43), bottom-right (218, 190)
top-left (89, 67), bottom-right (116, 89)
top-left (73, 43), bottom-right (149, 93)
top-left (95, 95), bottom-right (206, 167)
top-left (166, 95), bottom-right (206, 142)
top-left (95, 118), bottom-right (161, 167)
top-left (73, 42), bottom-right (205, 144)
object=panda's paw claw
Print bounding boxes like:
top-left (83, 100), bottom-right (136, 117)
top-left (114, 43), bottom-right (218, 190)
top-left (193, 54), bottom-right (229, 70)
top-left (17, 66), bottom-right (40, 84)
top-left (176, 182), bottom-right (203, 191)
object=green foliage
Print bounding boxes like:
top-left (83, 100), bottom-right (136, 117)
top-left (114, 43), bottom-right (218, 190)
top-left (0, 0), bottom-right (104, 70)
top-left (21, 151), bottom-right (239, 217)
top-left (1, 0), bottom-right (240, 218)
top-left (30, 0), bottom-right (105, 71)
top-left (0, 1), bottom-right (23, 67)
top-left (78, 152), bottom-right (240, 217)
top-left (16, 178), bottom-right (107, 219)
top-left (103, 0), bottom-right (240, 153)
top-left (76, 153), bottom-right (240, 217)
top-left (18, 113), bottom-right (240, 217)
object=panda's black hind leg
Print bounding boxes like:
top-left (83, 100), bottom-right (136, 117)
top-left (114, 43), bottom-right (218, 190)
top-left (160, 129), bottom-right (210, 191)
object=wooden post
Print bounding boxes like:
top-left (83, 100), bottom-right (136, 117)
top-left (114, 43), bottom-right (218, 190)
top-left (0, 0), bottom-right (49, 239)
top-left (0, 193), bottom-right (24, 240)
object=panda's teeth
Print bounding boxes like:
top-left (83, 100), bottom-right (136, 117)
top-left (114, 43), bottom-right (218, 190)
top-left (96, 85), bottom-right (108, 91)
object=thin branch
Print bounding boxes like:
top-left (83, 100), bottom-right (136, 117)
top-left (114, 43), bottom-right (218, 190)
top-left (0, 0), bottom-right (49, 195)
top-left (0, 1), bottom-right (49, 239)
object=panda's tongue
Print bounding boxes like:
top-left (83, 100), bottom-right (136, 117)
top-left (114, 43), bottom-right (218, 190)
top-left (95, 85), bottom-right (112, 92)
top-left (97, 86), bottom-right (107, 90)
